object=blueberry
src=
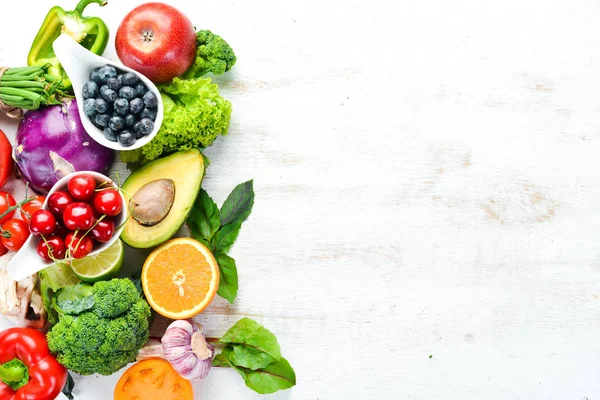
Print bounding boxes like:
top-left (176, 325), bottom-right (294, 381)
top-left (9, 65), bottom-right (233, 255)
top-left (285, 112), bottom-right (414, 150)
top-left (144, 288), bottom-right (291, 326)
top-left (138, 118), bottom-right (154, 135)
top-left (94, 99), bottom-right (108, 113)
top-left (114, 98), bottom-right (129, 116)
top-left (119, 86), bottom-right (137, 101)
top-left (118, 130), bottom-right (136, 147)
top-left (106, 77), bottom-right (122, 91)
top-left (94, 113), bottom-right (110, 127)
top-left (109, 115), bottom-right (125, 131)
top-left (129, 98), bottom-right (144, 114)
top-left (82, 81), bottom-right (98, 99)
top-left (133, 121), bottom-right (141, 134)
top-left (124, 114), bottom-right (137, 127)
top-left (140, 107), bottom-right (157, 120)
top-left (98, 65), bottom-right (117, 83)
top-left (121, 72), bottom-right (139, 86)
top-left (83, 98), bottom-right (96, 117)
top-left (103, 127), bottom-right (118, 142)
top-left (142, 91), bottom-right (158, 108)
top-left (134, 83), bottom-right (146, 97)
top-left (101, 88), bottom-right (118, 103)
top-left (90, 67), bottom-right (102, 83)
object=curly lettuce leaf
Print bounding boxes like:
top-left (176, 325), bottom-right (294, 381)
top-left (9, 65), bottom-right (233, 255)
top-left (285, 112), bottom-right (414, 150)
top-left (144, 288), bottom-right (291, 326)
top-left (120, 77), bottom-right (231, 165)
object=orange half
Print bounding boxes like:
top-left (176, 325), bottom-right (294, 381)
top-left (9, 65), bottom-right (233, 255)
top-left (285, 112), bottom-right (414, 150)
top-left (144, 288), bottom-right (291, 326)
top-left (141, 238), bottom-right (219, 319)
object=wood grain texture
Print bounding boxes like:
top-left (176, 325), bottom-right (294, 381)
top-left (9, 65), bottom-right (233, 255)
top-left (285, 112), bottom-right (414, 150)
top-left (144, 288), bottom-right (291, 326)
top-left (2, 0), bottom-right (600, 398)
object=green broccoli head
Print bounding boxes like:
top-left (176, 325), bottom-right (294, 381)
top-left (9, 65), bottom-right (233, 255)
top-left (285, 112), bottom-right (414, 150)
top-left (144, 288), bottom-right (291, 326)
top-left (47, 278), bottom-right (152, 376)
top-left (183, 30), bottom-right (237, 78)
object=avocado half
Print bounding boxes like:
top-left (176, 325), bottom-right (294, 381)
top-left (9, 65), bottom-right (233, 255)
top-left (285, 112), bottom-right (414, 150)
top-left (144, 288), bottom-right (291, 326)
top-left (120, 149), bottom-right (205, 248)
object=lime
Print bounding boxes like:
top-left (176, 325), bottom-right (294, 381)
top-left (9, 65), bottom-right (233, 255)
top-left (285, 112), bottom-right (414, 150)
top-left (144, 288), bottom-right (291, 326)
top-left (71, 239), bottom-right (124, 282)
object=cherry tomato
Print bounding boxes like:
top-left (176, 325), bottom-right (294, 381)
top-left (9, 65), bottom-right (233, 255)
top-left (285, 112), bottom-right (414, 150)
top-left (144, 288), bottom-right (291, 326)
top-left (20, 195), bottom-right (45, 224)
top-left (37, 236), bottom-right (66, 261)
top-left (68, 174), bottom-right (97, 201)
top-left (0, 192), bottom-right (16, 225)
top-left (1, 219), bottom-right (30, 251)
top-left (93, 189), bottom-right (123, 217)
top-left (65, 232), bottom-right (93, 259)
top-left (0, 240), bottom-right (8, 257)
top-left (63, 202), bottom-right (96, 231)
top-left (47, 191), bottom-right (74, 218)
top-left (91, 218), bottom-right (115, 243)
top-left (0, 130), bottom-right (13, 189)
top-left (29, 210), bottom-right (56, 235)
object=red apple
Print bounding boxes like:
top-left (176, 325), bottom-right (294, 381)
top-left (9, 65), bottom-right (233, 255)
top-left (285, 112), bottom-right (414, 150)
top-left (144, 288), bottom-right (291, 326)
top-left (116, 2), bottom-right (197, 83)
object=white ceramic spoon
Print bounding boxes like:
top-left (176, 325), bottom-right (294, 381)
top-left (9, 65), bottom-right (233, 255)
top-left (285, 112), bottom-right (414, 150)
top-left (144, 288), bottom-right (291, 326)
top-left (52, 33), bottom-right (163, 151)
top-left (7, 171), bottom-right (127, 282)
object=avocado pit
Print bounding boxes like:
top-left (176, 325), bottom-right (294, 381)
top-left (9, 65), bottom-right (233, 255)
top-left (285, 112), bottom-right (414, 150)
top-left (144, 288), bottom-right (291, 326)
top-left (130, 179), bottom-right (175, 226)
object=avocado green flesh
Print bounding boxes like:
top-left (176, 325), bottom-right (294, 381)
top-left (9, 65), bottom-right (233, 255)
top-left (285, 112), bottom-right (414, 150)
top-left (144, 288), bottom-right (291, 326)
top-left (120, 149), bottom-right (205, 249)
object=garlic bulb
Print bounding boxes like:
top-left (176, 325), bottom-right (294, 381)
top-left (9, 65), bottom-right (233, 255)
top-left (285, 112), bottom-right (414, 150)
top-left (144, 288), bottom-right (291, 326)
top-left (162, 320), bottom-right (214, 380)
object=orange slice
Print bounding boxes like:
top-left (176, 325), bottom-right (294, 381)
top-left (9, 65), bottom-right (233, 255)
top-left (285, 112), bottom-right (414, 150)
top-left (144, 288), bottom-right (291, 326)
top-left (141, 238), bottom-right (219, 319)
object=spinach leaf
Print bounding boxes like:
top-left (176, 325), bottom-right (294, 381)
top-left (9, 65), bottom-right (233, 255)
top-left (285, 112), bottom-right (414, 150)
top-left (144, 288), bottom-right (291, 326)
top-left (53, 284), bottom-right (95, 315)
top-left (215, 252), bottom-right (238, 304)
top-left (227, 344), bottom-right (277, 370)
top-left (219, 317), bottom-right (281, 360)
top-left (188, 188), bottom-right (220, 240)
top-left (220, 180), bottom-right (254, 227)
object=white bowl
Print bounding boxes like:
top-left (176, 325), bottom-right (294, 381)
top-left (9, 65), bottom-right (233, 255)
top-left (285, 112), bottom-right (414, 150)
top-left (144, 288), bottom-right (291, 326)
top-left (52, 34), bottom-right (163, 151)
top-left (7, 171), bottom-right (127, 281)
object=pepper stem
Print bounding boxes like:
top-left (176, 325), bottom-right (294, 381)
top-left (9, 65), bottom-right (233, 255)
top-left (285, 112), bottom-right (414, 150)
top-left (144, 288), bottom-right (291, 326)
top-left (74, 0), bottom-right (108, 14)
top-left (0, 359), bottom-right (29, 390)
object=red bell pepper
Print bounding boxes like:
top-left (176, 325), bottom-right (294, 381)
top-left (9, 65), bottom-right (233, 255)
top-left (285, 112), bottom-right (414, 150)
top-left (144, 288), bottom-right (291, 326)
top-left (0, 327), bottom-right (67, 400)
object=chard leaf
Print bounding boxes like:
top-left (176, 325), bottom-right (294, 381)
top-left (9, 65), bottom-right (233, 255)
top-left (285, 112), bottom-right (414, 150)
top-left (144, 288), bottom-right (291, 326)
top-left (220, 180), bottom-right (254, 227)
top-left (188, 189), bottom-right (220, 240)
top-left (219, 317), bottom-right (281, 360)
top-left (227, 344), bottom-right (276, 370)
top-left (215, 252), bottom-right (238, 304)
top-left (211, 222), bottom-right (241, 253)
top-left (212, 353), bottom-right (231, 368)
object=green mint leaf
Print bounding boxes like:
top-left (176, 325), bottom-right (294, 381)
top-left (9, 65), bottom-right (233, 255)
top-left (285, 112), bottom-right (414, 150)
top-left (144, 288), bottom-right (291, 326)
top-left (212, 353), bottom-right (232, 368)
top-left (219, 317), bottom-right (281, 360)
top-left (220, 180), bottom-right (254, 227)
top-left (211, 222), bottom-right (241, 253)
top-left (227, 344), bottom-right (277, 370)
top-left (188, 188), bottom-right (220, 240)
top-left (215, 252), bottom-right (238, 304)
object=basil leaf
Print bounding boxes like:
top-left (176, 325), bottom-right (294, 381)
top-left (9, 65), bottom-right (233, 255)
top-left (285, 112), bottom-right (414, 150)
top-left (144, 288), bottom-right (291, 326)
top-left (221, 346), bottom-right (296, 395)
top-left (211, 222), bottom-right (241, 253)
top-left (220, 180), bottom-right (254, 227)
top-left (192, 235), bottom-right (211, 249)
top-left (228, 344), bottom-right (276, 370)
top-left (215, 252), bottom-right (238, 304)
top-left (219, 317), bottom-right (281, 360)
top-left (188, 189), bottom-right (220, 240)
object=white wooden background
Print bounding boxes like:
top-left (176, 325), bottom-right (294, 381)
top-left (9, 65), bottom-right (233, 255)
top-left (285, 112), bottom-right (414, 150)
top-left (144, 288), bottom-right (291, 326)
top-left (1, 0), bottom-right (600, 399)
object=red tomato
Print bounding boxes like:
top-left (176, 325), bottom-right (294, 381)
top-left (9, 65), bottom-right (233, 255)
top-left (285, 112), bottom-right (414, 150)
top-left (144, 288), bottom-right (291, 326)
top-left (62, 202), bottom-right (95, 231)
top-left (47, 191), bottom-right (74, 218)
top-left (91, 218), bottom-right (115, 243)
top-left (0, 130), bottom-right (14, 189)
top-left (0, 240), bottom-right (7, 257)
top-left (65, 232), bottom-right (93, 259)
top-left (68, 174), bottom-right (97, 201)
top-left (37, 236), bottom-right (66, 261)
top-left (115, 3), bottom-right (196, 83)
top-left (0, 192), bottom-right (16, 225)
top-left (29, 210), bottom-right (56, 236)
top-left (2, 219), bottom-right (30, 251)
top-left (20, 195), bottom-right (45, 224)
top-left (93, 189), bottom-right (122, 217)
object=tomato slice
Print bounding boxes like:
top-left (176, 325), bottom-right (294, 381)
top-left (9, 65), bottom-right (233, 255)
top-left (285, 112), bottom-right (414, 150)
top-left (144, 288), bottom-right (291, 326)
top-left (114, 359), bottom-right (193, 400)
top-left (0, 129), bottom-right (13, 189)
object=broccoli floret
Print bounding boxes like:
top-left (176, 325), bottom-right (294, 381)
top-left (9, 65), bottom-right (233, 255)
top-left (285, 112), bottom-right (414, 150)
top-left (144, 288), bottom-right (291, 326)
top-left (182, 30), bottom-right (237, 79)
top-left (47, 278), bottom-right (152, 376)
top-left (92, 279), bottom-right (139, 318)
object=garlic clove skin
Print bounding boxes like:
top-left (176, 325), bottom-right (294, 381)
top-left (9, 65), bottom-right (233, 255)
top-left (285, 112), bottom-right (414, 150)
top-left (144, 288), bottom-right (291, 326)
top-left (162, 319), bottom-right (214, 381)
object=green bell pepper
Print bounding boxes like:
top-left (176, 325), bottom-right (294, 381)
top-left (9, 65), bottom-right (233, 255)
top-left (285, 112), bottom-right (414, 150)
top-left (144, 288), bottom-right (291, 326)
top-left (27, 0), bottom-right (109, 91)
